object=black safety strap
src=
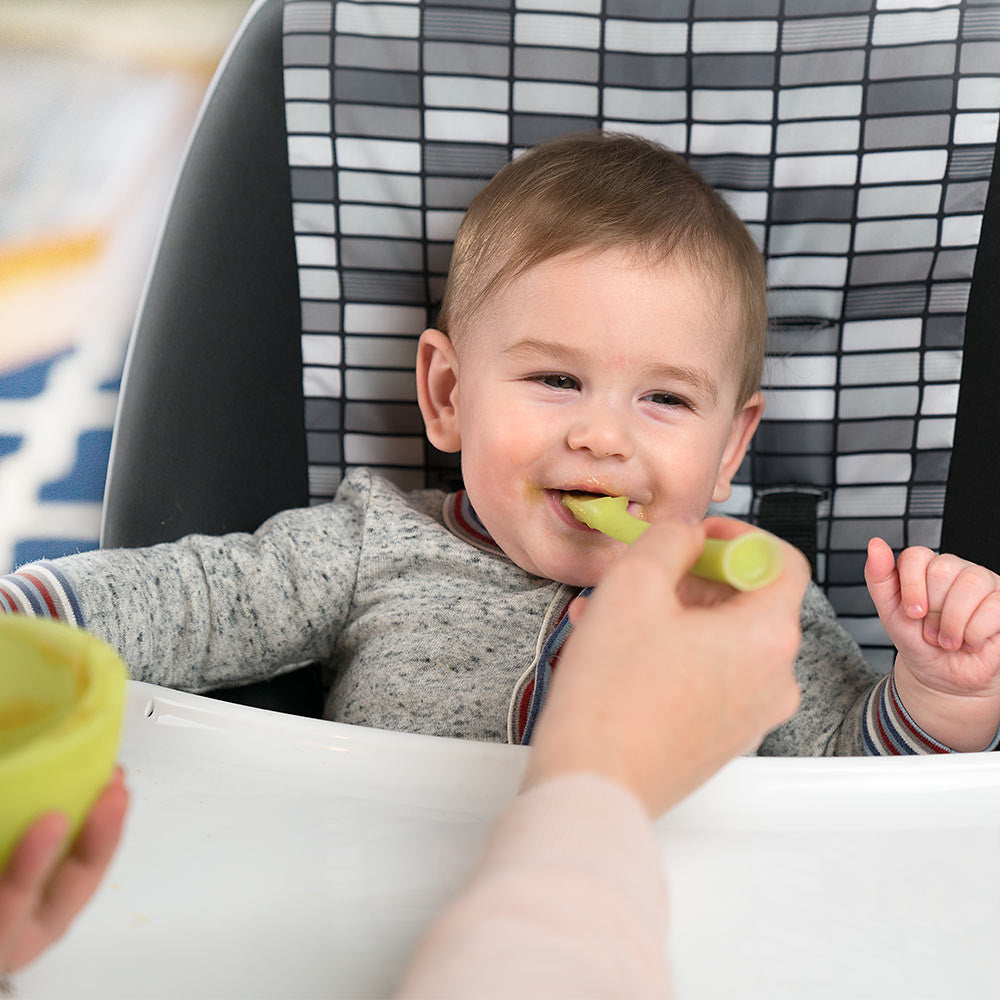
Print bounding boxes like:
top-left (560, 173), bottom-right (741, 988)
top-left (756, 489), bottom-right (823, 580)
top-left (941, 124), bottom-right (1000, 569)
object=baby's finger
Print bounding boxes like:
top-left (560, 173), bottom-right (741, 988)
top-left (921, 610), bottom-right (943, 647)
top-left (939, 567), bottom-right (1000, 651)
top-left (924, 553), bottom-right (974, 645)
top-left (963, 592), bottom-right (1000, 652)
top-left (865, 538), bottom-right (902, 619)
top-left (894, 546), bottom-right (936, 618)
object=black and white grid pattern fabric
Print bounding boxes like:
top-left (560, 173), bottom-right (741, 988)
top-left (281, 0), bottom-right (1000, 664)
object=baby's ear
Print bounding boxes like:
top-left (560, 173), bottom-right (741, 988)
top-left (416, 329), bottom-right (462, 453)
top-left (712, 391), bottom-right (765, 503)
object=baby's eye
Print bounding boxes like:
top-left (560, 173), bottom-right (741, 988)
top-left (644, 391), bottom-right (691, 409)
top-left (535, 373), bottom-right (579, 391)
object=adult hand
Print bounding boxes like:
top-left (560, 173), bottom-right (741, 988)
top-left (0, 768), bottom-right (128, 976)
top-left (524, 517), bottom-right (811, 816)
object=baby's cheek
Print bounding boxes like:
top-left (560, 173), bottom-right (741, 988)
top-left (463, 462), bottom-right (517, 527)
top-left (522, 481), bottom-right (546, 502)
top-left (478, 438), bottom-right (529, 490)
top-left (676, 462), bottom-right (725, 514)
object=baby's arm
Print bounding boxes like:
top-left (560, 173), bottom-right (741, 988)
top-left (865, 540), bottom-right (1000, 752)
top-left (0, 493), bottom-right (366, 692)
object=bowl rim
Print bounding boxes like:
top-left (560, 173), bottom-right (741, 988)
top-left (0, 616), bottom-right (126, 771)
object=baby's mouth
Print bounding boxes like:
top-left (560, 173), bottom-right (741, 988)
top-left (545, 488), bottom-right (647, 529)
top-left (561, 489), bottom-right (608, 501)
top-left (558, 488), bottom-right (644, 509)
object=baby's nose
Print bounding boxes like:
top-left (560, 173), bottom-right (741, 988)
top-left (566, 411), bottom-right (634, 459)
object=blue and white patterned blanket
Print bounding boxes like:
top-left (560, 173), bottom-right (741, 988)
top-left (0, 334), bottom-right (127, 574)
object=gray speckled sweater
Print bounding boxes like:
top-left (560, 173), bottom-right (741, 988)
top-left (4, 469), bottom-right (894, 753)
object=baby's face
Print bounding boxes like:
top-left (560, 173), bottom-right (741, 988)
top-left (426, 248), bottom-right (763, 587)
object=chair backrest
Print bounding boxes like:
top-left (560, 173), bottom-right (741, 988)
top-left (104, 0), bottom-right (1000, 671)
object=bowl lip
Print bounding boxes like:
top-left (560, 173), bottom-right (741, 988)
top-left (0, 616), bottom-right (126, 772)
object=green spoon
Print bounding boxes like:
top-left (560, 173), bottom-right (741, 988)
top-left (563, 494), bottom-right (783, 591)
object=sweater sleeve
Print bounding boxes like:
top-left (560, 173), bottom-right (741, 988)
top-left (857, 670), bottom-right (1000, 755)
top-left (0, 471), bottom-right (373, 692)
top-left (395, 774), bottom-right (672, 1000)
top-left (758, 581), bottom-right (883, 757)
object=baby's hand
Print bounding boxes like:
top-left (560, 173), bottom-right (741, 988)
top-left (865, 539), bottom-right (1000, 751)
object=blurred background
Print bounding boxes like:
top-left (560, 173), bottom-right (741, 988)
top-left (0, 0), bottom-right (253, 574)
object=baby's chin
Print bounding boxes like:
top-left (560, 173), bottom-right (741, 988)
top-left (505, 547), bottom-right (613, 589)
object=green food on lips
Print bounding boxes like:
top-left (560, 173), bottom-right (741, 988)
top-left (562, 493), bottom-right (783, 591)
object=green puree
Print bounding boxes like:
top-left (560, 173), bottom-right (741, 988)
top-left (562, 494), bottom-right (782, 591)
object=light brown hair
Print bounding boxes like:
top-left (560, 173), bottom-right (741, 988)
top-left (436, 131), bottom-right (766, 407)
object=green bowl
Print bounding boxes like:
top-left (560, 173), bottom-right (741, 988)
top-left (0, 616), bottom-right (126, 868)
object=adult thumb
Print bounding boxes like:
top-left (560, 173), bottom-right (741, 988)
top-left (567, 594), bottom-right (589, 626)
top-left (619, 517), bottom-right (708, 591)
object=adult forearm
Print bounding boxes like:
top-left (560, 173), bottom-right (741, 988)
top-left (396, 774), bottom-right (672, 999)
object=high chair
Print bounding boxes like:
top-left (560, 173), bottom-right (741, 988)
top-left (15, 8), bottom-right (1000, 996)
top-left (100, 0), bottom-right (1000, 715)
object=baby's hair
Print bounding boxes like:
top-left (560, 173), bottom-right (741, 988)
top-left (437, 131), bottom-right (766, 407)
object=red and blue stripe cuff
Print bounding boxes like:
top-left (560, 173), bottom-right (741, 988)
top-left (863, 670), bottom-right (1000, 755)
top-left (0, 562), bottom-right (84, 627)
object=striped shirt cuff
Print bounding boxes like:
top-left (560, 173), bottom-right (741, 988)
top-left (862, 670), bottom-right (1000, 755)
top-left (0, 562), bottom-right (85, 627)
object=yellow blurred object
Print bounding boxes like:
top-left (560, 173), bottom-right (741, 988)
top-left (0, 616), bottom-right (126, 868)
top-left (0, 2), bottom-right (250, 375)
top-left (0, 1), bottom-right (251, 81)
top-left (0, 231), bottom-right (105, 287)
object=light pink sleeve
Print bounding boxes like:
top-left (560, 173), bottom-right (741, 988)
top-left (395, 773), bottom-right (672, 999)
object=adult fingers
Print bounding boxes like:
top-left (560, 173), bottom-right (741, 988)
top-left (700, 516), bottom-right (762, 540)
top-left (34, 771), bottom-right (129, 946)
top-left (606, 517), bottom-right (708, 606)
top-left (726, 532), bottom-right (811, 615)
top-left (724, 538), bottom-right (810, 716)
top-left (9, 769), bottom-right (128, 972)
top-left (566, 594), bottom-right (589, 627)
top-left (0, 813), bottom-right (68, 971)
top-left (674, 519), bottom-right (807, 611)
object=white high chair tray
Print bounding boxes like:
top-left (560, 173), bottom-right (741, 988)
top-left (20, 681), bottom-right (1000, 999)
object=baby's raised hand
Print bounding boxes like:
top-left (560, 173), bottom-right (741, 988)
top-left (865, 539), bottom-right (1000, 751)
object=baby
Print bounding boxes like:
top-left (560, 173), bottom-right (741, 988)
top-left (4, 132), bottom-right (999, 755)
